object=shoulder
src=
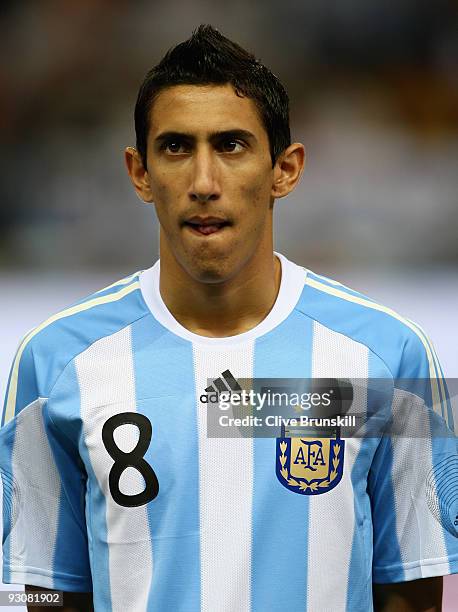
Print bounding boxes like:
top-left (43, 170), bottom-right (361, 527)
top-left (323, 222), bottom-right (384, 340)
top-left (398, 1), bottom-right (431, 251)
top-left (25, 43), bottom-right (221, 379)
top-left (3, 271), bottom-right (149, 423)
top-left (295, 267), bottom-right (438, 380)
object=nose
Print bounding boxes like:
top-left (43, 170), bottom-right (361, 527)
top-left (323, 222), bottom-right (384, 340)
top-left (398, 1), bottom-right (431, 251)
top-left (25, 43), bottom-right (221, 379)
top-left (188, 147), bottom-right (221, 202)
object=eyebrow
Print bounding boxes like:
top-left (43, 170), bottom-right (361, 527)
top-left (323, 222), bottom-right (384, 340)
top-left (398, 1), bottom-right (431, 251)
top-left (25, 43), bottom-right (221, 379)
top-left (153, 129), bottom-right (257, 146)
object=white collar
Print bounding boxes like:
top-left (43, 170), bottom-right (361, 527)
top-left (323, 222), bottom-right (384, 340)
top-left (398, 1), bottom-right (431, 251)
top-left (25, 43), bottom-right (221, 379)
top-left (139, 250), bottom-right (307, 346)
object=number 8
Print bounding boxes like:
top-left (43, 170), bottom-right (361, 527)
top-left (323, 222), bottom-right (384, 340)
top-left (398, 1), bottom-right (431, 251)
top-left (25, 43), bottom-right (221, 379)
top-left (102, 412), bottom-right (159, 507)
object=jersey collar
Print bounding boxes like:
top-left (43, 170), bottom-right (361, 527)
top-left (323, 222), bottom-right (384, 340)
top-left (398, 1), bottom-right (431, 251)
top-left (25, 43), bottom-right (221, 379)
top-left (139, 250), bottom-right (307, 346)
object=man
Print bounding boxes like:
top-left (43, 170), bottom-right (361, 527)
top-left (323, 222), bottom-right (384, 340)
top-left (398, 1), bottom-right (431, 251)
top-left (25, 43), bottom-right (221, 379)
top-left (1, 24), bottom-right (456, 612)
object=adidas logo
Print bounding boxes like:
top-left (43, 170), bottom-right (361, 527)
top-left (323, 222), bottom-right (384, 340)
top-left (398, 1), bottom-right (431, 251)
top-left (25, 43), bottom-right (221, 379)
top-left (200, 369), bottom-right (242, 403)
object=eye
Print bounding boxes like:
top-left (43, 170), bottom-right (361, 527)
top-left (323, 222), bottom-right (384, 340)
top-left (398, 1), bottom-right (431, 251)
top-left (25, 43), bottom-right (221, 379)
top-left (161, 139), bottom-right (189, 154)
top-left (166, 141), bottom-right (182, 153)
top-left (219, 139), bottom-right (245, 153)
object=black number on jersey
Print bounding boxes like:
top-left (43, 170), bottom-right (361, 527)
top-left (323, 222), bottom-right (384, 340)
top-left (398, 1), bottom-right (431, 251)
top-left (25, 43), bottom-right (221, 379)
top-left (102, 412), bottom-right (159, 507)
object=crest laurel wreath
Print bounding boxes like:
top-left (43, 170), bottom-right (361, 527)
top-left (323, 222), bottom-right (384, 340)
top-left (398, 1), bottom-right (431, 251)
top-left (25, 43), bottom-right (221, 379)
top-left (279, 441), bottom-right (341, 491)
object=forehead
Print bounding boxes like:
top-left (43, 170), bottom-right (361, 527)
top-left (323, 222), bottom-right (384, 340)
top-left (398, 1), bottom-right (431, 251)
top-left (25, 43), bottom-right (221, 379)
top-left (148, 83), bottom-right (267, 139)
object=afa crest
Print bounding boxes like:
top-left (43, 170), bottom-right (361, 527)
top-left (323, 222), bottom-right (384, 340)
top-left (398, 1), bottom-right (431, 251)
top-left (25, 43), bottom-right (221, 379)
top-left (276, 428), bottom-right (345, 495)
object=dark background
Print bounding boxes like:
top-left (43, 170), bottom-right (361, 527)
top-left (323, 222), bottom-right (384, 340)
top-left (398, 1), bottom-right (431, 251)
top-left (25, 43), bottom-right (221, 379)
top-left (0, 0), bottom-right (457, 271)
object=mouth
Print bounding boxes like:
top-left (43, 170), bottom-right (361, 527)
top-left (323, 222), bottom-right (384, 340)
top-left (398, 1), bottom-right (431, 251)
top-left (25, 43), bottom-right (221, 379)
top-left (183, 218), bottom-right (231, 236)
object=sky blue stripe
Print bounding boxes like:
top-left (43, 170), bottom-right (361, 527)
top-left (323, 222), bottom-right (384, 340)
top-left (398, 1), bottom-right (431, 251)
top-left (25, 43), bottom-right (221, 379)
top-left (58, 360), bottom-right (113, 610)
top-left (131, 316), bottom-right (200, 612)
top-left (14, 344), bottom-right (39, 418)
top-left (345, 441), bottom-right (376, 612)
top-left (392, 319), bottom-right (450, 429)
top-left (0, 418), bottom-right (16, 583)
top-left (345, 353), bottom-right (386, 612)
top-left (368, 433), bottom-right (404, 583)
top-left (442, 375), bottom-right (454, 431)
top-left (2, 351), bottom-right (19, 426)
top-left (251, 312), bottom-right (313, 612)
top-left (429, 347), bottom-right (454, 430)
top-left (401, 321), bottom-right (447, 421)
top-left (42, 403), bottom-right (92, 590)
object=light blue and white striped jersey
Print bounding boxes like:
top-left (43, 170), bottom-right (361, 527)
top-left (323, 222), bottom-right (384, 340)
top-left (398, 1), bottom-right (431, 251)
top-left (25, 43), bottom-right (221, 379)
top-left (1, 251), bottom-right (457, 612)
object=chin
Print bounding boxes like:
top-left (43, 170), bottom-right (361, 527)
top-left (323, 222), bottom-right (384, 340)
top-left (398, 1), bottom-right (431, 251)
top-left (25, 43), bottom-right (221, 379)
top-left (192, 264), bottom-right (229, 284)
top-left (186, 254), bottom-right (234, 284)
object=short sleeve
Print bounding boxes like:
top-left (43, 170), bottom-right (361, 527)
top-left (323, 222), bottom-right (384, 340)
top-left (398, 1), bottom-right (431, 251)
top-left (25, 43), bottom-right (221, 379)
top-left (369, 330), bottom-right (458, 583)
top-left (0, 340), bottom-right (92, 591)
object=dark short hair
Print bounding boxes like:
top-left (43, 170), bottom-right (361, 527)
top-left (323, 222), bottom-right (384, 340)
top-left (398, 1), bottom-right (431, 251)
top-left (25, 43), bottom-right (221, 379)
top-left (134, 24), bottom-right (291, 169)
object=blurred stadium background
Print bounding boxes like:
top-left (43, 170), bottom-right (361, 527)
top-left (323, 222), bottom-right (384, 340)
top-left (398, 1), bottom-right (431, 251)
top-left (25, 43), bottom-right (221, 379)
top-left (0, 1), bottom-right (457, 609)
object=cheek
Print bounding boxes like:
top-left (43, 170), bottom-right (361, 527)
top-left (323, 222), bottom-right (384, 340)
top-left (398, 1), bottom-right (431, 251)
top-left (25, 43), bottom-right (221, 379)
top-left (238, 169), bottom-right (273, 209)
top-left (149, 174), bottom-right (172, 202)
top-left (149, 174), bottom-right (181, 222)
top-left (149, 183), bottom-right (175, 227)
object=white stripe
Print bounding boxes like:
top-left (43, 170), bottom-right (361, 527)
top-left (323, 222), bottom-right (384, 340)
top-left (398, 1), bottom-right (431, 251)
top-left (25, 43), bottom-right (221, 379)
top-left (389, 389), bottom-right (448, 572)
top-left (307, 322), bottom-right (369, 611)
top-left (193, 344), bottom-right (254, 612)
top-left (76, 326), bottom-right (152, 612)
top-left (10, 399), bottom-right (60, 583)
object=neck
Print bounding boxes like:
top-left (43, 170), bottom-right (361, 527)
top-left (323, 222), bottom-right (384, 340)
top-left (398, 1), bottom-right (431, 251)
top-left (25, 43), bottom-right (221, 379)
top-left (158, 239), bottom-right (282, 338)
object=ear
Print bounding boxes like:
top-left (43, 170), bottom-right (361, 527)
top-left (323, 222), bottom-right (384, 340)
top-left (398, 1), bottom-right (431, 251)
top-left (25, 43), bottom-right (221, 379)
top-left (271, 143), bottom-right (305, 199)
top-left (124, 147), bottom-right (154, 203)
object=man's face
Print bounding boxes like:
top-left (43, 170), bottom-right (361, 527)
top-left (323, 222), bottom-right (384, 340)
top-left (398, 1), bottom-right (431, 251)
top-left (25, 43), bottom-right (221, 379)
top-left (143, 83), bottom-right (277, 283)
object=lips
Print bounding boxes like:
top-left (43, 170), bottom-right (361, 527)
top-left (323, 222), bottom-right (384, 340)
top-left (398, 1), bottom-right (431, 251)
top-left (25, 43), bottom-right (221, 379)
top-left (184, 216), bottom-right (230, 236)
